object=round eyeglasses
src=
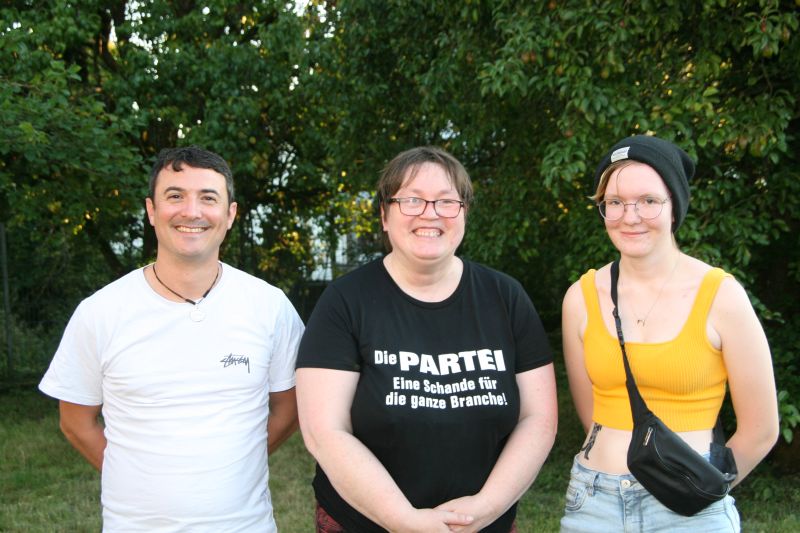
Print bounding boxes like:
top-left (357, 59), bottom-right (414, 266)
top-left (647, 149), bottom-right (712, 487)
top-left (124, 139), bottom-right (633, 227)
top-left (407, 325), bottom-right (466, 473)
top-left (597, 197), bottom-right (670, 221)
top-left (387, 197), bottom-right (465, 218)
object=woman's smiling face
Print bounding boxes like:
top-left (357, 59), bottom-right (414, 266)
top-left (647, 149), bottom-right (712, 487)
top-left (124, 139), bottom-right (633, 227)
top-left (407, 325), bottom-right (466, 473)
top-left (602, 162), bottom-right (674, 259)
top-left (382, 162), bottom-right (466, 268)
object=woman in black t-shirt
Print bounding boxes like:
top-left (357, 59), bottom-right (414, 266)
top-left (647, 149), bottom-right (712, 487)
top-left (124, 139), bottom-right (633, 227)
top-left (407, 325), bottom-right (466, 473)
top-left (296, 146), bottom-right (557, 533)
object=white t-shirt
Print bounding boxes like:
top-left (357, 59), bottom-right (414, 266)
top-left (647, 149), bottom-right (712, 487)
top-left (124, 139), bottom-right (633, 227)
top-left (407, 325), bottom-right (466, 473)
top-left (39, 263), bottom-right (304, 532)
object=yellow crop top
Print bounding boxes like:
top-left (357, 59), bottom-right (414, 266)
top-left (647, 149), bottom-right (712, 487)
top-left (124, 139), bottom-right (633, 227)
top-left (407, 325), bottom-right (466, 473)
top-left (581, 267), bottom-right (731, 431)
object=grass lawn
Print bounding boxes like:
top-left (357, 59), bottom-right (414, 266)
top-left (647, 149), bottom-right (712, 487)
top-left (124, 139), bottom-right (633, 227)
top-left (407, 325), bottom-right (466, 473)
top-left (1, 381), bottom-right (798, 532)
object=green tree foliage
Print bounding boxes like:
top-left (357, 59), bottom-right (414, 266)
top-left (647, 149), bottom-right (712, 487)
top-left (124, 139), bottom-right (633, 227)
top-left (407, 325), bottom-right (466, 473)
top-left (102, 0), bottom-right (336, 285)
top-left (308, 0), bottom-right (800, 439)
top-left (1, 1), bottom-right (798, 443)
top-left (0, 2), bottom-right (146, 338)
top-left (0, 1), bottom-right (346, 376)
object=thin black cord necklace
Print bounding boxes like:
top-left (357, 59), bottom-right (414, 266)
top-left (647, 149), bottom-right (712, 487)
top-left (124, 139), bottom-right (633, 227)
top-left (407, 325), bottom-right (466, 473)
top-left (152, 263), bottom-right (220, 322)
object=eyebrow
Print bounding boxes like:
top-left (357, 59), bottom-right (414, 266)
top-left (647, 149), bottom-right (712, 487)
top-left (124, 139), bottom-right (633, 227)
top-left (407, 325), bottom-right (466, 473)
top-left (403, 187), bottom-right (457, 196)
top-left (163, 186), bottom-right (221, 196)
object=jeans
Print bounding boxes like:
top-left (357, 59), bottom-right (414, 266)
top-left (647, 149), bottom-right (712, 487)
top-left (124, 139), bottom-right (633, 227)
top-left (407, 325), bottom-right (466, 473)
top-left (560, 455), bottom-right (740, 533)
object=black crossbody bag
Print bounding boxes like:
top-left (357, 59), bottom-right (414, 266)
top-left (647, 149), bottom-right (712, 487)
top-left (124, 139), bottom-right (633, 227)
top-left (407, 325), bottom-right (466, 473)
top-left (610, 260), bottom-right (737, 516)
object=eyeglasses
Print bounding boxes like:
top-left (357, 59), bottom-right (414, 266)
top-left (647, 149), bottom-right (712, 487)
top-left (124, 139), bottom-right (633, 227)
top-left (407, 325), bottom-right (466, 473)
top-left (387, 197), bottom-right (465, 218)
top-left (597, 197), bottom-right (670, 221)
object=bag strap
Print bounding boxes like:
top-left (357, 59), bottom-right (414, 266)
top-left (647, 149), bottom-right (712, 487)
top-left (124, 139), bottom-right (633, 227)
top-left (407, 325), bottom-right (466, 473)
top-left (610, 260), bottom-right (726, 443)
top-left (610, 260), bottom-right (651, 424)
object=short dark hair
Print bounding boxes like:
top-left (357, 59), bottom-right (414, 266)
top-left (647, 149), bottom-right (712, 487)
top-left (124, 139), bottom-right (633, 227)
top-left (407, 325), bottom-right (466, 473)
top-left (149, 146), bottom-right (235, 204)
top-left (376, 146), bottom-right (473, 209)
top-left (376, 146), bottom-right (473, 252)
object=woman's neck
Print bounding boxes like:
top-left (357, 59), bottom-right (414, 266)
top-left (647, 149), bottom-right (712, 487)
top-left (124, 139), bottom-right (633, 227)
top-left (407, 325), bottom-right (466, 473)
top-left (619, 247), bottom-right (682, 283)
top-left (383, 253), bottom-right (463, 302)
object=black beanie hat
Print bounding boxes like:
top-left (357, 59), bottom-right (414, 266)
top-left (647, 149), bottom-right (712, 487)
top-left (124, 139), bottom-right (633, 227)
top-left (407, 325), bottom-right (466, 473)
top-left (593, 135), bottom-right (695, 232)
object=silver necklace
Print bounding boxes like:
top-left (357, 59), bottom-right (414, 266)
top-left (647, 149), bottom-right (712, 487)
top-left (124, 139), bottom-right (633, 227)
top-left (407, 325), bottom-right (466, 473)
top-left (152, 264), bottom-right (220, 322)
top-left (628, 255), bottom-right (680, 327)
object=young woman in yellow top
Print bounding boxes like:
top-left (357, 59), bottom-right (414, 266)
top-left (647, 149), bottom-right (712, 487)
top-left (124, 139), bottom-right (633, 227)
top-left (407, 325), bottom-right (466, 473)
top-left (560, 135), bottom-right (779, 532)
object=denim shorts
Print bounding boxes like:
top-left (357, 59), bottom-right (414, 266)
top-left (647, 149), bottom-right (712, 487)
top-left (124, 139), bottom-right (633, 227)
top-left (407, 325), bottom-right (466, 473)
top-left (560, 455), bottom-right (740, 533)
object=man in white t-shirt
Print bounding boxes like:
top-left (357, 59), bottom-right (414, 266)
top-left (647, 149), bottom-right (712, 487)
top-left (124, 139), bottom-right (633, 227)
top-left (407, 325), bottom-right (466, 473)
top-left (39, 146), bottom-right (304, 532)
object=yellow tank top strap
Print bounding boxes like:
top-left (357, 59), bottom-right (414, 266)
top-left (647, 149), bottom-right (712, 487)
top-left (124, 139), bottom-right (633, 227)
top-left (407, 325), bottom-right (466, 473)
top-left (685, 267), bottom-right (732, 337)
top-left (579, 269), bottom-right (601, 320)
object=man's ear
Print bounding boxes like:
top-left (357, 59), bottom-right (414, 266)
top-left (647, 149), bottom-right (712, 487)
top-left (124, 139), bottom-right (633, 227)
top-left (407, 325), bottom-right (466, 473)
top-left (145, 197), bottom-right (156, 226)
top-left (227, 202), bottom-right (238, 230)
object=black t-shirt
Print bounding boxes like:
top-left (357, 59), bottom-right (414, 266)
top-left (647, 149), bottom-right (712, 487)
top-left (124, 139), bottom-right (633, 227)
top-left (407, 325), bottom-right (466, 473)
top-left (297, 259), bottom-right (552, 532)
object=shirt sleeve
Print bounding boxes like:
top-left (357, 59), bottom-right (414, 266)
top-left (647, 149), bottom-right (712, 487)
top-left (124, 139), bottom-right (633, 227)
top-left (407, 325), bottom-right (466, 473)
top-left (296, 283), bottom-right (362, 372)
top-left (267, 291), bottom-right (305, 393)
top-left (38, 300), bottom-right (104, 406)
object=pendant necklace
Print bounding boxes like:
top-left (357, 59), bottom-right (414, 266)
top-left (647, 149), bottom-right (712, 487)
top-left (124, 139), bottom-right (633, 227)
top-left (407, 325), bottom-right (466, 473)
top-left (152, 264), bottom-right (220, 322)
top-left (629, 255), bottom-right (680, 327)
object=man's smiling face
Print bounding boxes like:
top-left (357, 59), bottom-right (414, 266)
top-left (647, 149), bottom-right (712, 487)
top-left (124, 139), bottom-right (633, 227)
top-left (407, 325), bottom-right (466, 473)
top-left (145, 164), bottom-right (237, 264)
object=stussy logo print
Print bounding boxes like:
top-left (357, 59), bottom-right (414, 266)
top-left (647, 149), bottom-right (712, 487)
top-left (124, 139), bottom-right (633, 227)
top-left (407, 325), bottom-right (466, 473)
top-left (220, 353), bottom-right (250, 373)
